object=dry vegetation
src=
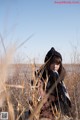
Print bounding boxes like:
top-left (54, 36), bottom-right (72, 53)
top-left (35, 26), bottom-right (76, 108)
top-left (0, 51), bottom-right (80, 120)
top-left (64, 64), bottom-right (80, 120)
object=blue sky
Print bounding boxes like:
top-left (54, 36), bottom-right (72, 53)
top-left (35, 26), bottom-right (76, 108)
top-left (0, 0), bottom-right (80, 63)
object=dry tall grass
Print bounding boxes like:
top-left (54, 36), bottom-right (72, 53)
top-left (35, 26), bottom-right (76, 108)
top-left (0, 51), bottom-right (80, 120)
top-left (64, 64), bottom-right (80, 120)
top-left (0, 48), bottom-right (15, 120)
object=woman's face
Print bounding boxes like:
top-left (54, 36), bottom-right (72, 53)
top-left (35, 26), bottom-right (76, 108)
top-left (50, 63), bottom-right (60, 72)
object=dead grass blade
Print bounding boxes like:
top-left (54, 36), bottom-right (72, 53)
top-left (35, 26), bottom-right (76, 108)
top-left (5, 84), bottom-right (24, 89)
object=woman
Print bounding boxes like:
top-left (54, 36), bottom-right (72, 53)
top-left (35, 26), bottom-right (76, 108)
top-left (38, 47), bottom-right (71, 120)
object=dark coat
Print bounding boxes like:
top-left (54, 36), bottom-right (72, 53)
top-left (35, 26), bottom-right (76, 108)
top-left (39, 67), bottom-right (71, 118)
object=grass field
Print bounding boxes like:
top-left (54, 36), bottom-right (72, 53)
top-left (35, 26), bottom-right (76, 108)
top-left (0, 52), bottom-right (80, 120)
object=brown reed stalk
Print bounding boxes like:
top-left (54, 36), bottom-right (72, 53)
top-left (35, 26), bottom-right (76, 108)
top-left (0, 47), bottom-right (15, 120)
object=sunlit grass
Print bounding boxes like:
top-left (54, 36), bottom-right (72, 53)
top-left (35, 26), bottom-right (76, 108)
top-left (0, 49), bottom-right (80, 120)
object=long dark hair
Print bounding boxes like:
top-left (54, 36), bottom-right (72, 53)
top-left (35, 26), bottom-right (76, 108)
top-left (51, 56), bottom-right (62, 74)
top-left (44, 56), bottom-right (66, 82)
top-left (46, 56), bottom-right (61, 73)
top-left (43, 47), bottom-right (66, 80)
